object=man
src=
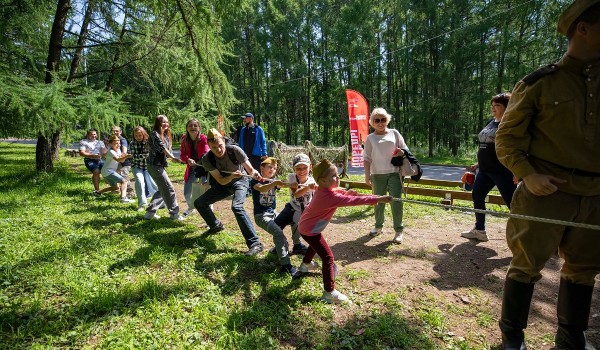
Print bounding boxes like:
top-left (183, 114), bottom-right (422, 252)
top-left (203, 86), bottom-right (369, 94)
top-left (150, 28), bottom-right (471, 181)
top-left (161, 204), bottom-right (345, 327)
top-left (495, 1), bottom-right (600, 349)
top-left (237, 112), bottom-right (267, 171)
top-left (194, 128), bottom-right (265, 256)
top-left (112, 125), bottom-right (133, 193)
top-left (78, 129), bottom-right (107, 196)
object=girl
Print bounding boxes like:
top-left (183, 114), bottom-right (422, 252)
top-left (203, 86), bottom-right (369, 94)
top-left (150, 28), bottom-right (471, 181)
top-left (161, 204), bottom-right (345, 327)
top-left (100, 135), bottom-right (133, 203)
top-left (179, 118), bottom-right (209, 216)
top-left (298, 159), bottom-right (392, 304)
top-left (145, 115), bottom-right (184, 221)
top-left (130, 126), bottom-right (158, 211)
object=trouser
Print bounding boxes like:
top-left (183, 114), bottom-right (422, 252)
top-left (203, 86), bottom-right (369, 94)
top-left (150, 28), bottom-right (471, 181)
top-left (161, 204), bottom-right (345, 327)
top-left (273, 202), bottom-right (303, 245)
top-left (371, 172), bottom-right (404, 232)
top-left (301, 233), bottom-right (335, 292)
top-left (183, 171), bottom-right (209, 210)
top-left (133, 167), bottom-right (157, 207)
top-left (117, 164), bottom-right (132, 191)
top-left (472, 170), bottom-right (516, 230)
top-left (194, 177), bottom-right (261, 249)
top-left (147, 164), bottom-right (179, 216)
top-left (506, 183), bottom-right (600, 284)
top-left (255, 211), bottom-right (290, 266)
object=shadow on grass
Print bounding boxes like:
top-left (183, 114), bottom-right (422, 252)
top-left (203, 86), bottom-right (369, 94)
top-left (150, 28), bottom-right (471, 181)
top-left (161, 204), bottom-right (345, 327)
top-left (330, 233), bottom-right (395, 266)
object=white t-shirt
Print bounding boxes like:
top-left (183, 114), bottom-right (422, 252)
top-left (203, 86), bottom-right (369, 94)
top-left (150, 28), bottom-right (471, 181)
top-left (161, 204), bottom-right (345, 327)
top-left (101, 149), bottom-right (122, 177)
top-left (79, 139), bottom-right (105, 156)
top-left (364, 129), bottom-right (408, 175)
top-left (287, 173), bottom-right (316, 212)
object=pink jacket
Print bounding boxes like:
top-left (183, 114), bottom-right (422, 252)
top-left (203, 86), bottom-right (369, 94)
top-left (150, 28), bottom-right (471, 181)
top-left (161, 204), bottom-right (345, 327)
top-left (180, 134), bottom-right (209, 182)
top-left (298, 187), bottom-right (379, 236)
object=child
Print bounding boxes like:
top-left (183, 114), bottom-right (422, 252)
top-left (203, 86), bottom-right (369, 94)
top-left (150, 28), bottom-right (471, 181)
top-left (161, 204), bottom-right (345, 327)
top-left (298, 159), bottom-right (392, 304)
top-left (273, 153), bottom-right (314, 254)
top-left (130, 126), bottom-right (158, 211)
top-left (100, 135), bottom-right (134, 203)
top-left (180, 118), bottom-right (210, 216)
top-left (251, 157), bottom-right (301, 278)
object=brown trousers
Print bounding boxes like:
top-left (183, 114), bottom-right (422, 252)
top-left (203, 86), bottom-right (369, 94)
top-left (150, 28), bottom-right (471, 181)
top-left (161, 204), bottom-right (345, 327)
top-left (506, 183), bottom-right (600, 285)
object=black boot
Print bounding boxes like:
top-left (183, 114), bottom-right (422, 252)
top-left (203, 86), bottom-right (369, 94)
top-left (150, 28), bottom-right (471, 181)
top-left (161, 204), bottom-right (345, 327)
top-left (499, 278), bottom-right (535, 350)
top-left (555, 278), bottom-right (596, 350)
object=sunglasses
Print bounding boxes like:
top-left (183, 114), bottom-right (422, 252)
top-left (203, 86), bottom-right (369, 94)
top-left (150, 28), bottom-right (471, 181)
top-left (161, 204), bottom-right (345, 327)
top-left (373, 118), bottom-right (387, 124)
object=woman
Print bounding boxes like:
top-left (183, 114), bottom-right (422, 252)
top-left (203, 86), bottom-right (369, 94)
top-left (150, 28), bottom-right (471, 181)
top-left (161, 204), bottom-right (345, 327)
top-left (130, 126), bottom-right (158, 211)
top-left (364, 107), bottom-right (407, 244)
top-left (461, 93), bottom-right (516, 242)
top-left (144, 114), bottom-right (184, 221)
top-left (180, 118), bottom-right (210, 216)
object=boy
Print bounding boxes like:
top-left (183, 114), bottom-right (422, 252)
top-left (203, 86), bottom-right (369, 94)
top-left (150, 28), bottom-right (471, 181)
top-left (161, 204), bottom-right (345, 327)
top-left (251, 157), bottom-right (301, 278)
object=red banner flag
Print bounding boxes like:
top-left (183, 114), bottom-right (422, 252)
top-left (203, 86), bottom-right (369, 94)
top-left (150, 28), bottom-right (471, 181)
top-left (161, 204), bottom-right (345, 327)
top-left (345, 89), bottom-right (369, 167)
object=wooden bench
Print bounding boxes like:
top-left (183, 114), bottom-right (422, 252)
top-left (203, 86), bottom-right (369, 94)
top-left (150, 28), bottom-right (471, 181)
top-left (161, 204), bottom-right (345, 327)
top-left (339, 178), bottom-right (506, 206)
top-left (65, 149), bottom-right (80, 157)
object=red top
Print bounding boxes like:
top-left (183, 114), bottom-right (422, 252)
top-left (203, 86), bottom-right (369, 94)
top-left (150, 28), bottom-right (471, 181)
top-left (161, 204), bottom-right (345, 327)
top-left (180, 134), bottom-right (209, 182)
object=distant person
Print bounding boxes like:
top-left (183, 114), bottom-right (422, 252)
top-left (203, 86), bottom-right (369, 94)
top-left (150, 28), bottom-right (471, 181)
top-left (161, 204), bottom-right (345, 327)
top-left (195, 129), bottom-right (265, 256)
top-left (78, 128), bottom-right (107, 196)
top-left (298, 159), bottom-right (392, 304)
top-left (112, 125), bottom-right (133, 194)
top-left (461, 93), bottom-right (517, 242)
top-left (495, 2), bottom-right (600, 349)
top-left (130, 126), bottom-right (158, 211)
top-left (251, 157), bottom-right (301, 277)
top-left (363, 108), bottom-right (406, 244)
top-left (180, 118), bottom-right (210, 216)
top-left (237, 112), bottom-right (267, 171)
top-left (100, 135), bottom-right (133, 202)
top-left (144, 114), bottom-right (184, 221)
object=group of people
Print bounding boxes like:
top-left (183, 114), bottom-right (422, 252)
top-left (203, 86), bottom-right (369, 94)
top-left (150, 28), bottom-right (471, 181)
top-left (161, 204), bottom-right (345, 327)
top-left (75, 1), bottom-right (599, 347)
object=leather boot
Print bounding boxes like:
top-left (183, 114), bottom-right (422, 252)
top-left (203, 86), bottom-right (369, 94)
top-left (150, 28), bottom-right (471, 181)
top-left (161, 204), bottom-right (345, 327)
top-left (555, 278), bottom-right (596, 350)
top-left (499, 278), bottom-right (535, 350)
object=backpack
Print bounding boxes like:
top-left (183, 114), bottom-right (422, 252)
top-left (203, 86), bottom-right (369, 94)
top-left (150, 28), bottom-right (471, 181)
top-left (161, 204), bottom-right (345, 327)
top-left (205, 141), bottom-right (241, 186)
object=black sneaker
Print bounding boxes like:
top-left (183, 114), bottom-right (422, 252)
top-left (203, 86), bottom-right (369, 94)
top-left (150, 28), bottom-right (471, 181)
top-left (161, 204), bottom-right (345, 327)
top-left (280, 264), bottom-right (302, 279)
top-left (204, 223), bottom-right (224, 235)
top-left (245, 244), bottom-right (264, 256)
top-left (292, 243), bottom-right (308, 255)
top-left (268, 247), bottom-right (277, 255)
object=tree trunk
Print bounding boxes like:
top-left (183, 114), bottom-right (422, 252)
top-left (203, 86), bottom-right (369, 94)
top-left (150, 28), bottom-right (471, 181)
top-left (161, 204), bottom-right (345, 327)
top-left (36, 132), bottom-right (54, 173)
top-left (68, 0), bottom-right (94, 83)
top-left (106, 7), bottom-right (128, 92)
top-left (50, 130), bottom-right (62, 161)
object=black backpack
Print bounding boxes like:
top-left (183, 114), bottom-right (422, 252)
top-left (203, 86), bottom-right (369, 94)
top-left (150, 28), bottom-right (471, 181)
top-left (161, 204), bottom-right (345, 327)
top-left (204, 141), bottom-right (241, 186)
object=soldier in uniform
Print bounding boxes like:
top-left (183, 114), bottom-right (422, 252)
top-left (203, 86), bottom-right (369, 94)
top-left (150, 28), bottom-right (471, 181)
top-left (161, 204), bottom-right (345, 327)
top-left (495, 1), bottom-right (600, 349)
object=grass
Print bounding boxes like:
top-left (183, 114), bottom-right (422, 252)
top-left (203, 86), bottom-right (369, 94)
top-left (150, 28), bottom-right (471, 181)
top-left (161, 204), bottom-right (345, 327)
top-left (0, 141), bottom-right (502, 349)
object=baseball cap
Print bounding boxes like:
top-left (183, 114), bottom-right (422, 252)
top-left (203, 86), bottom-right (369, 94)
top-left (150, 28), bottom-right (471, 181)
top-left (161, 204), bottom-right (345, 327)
top-left (261, 157), bottom-right (278, 166)
top-left (293, 153), bottom-right (311, 167)
top-left (241, 112), bottom-right (254, 119)
top-left (557, 0), bottom-right (600, 36)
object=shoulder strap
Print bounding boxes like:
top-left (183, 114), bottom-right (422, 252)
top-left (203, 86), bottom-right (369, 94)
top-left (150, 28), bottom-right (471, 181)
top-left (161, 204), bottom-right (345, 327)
top-left (522, 64), bottom-right (559, 85)
top-left (226, 146), bottom-right (239, 165)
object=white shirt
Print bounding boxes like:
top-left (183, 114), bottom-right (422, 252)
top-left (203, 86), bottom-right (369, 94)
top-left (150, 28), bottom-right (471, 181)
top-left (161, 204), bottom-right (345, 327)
top-left (287, 173), bottom-right (316, 212)
top-left (101, 149), bottom-right (121, 177)
top-left (364, 129), bottom-right (408, 175)
top-left (79, 138), bottom-right (105, 156)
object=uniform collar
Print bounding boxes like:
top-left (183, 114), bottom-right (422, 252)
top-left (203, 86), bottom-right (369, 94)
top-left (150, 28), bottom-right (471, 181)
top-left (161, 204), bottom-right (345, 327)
top-left (559, 55), bottom-right (600, 75)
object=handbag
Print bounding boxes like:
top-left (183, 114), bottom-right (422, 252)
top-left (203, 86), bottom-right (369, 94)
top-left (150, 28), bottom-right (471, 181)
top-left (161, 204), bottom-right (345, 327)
top-left (390, 129), bottom-right (418, 176)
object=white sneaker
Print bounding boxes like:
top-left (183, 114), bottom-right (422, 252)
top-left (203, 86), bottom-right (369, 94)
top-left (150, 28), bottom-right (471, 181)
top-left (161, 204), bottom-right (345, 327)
top-left (393, 231), bottom-right (404, 244)
top-left (369, 227), bottom-right (382, 237)
top-left (461, 228), bottom-right (488, 242)
top-left (299, 261), bottom-right (320, 273)
top-left (137, 206), bottom-right (145, 212)
top-left (322, 289), bottom-right (352, 304)
top-left (170, 214), bottom-right (185, 221)
top-left (120, 197), bottom-right (133, 203)
top-left (144, 212), bottom-right (161, 220)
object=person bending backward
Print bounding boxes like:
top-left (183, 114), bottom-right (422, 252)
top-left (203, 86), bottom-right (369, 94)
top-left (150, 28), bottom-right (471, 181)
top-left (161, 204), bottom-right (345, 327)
top-left (495, 1), bottom-right (600, 349)
top-left (298, 159), bottom-right (392, 304)
top-left (99, 135), bottom-right (134, 202)
top-left (364, 107), bottom-right (406, 244)
top-left (251, 157), bottom-right (301, 277)
top-left (461, 93), bottom-right (517, 242)
top-left (79, 129), bottom-right (107, 196)
top-left (194, 128), bottom-right (265, 256)
top-left (144, 114), bottom-right (185, 221)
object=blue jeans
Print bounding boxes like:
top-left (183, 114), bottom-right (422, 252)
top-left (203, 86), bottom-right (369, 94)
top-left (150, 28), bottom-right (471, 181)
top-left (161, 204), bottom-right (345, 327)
top-left (133, 167), bottom-right (157, 207)
top-left (472, 170), bottom-right (517, 230)
top-left (194, 177), bottom-right (261, 249)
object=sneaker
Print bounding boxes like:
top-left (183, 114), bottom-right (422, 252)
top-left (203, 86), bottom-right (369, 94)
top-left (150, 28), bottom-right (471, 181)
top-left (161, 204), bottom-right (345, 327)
top-left (280, 264), bottom-right (302, 279)
top-left (292, 243), bottom-right (308, 255)
top-left (144, 212), bottom-right (161, 220)
top-left (461, 227), bottom-right (489, 242)
top-left (268, 247), bottom-right (277, 255)
top-left (298, 261), bottom-right (320, 273)
top-left (369, 227), bottom-right (382, 237)
top-left (322, 289), bottom-right (352, 304)
top-left (393, 231), bottom-right (404, 244)
top-left (204, 223), bottom-right (224, 235)
top-left (182, 208), bottom-right (195, 217)
top-left (92, 190), bottom-right (104, 198)
top-left (120, 197), bottom-right (133, 203)
top-left (170, 214), bottom-right (185, 221)
top-left (137, 206), bottom-right (145, 212)
top-left (245, 244), bottom-right (264, 256)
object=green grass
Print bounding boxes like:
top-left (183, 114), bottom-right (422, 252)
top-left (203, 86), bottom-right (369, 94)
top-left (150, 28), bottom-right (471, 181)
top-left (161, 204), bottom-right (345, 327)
top-left (0, 142), bottom-right (497, 349)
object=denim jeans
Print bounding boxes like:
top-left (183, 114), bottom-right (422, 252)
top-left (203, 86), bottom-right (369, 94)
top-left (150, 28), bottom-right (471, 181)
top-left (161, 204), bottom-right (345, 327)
top-left (255, 211), bottom-right (290, 265)
top-left (371, 172), bottom-right (404, 232)
top-left (274, 202), bottom-right (303, 245)
top-left (194, 177), bottom-right (260, 248)
top-left (183, 171), bottom-right (198, 210)
top-left (472, 170), bottom-right (516, 230)
top-left (133, 167), bottom-right (157, 208)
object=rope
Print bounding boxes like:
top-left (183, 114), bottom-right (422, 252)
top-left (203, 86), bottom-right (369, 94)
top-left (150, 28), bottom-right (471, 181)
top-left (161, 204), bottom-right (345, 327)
top-left (391, 197), bottom-right (600, 231)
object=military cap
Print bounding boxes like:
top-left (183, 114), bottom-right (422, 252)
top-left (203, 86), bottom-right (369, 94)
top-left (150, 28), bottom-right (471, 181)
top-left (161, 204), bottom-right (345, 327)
top-left (557, 0), bottom-right (600, 36)
top-left (313, 159), bottom-right (333, 181)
